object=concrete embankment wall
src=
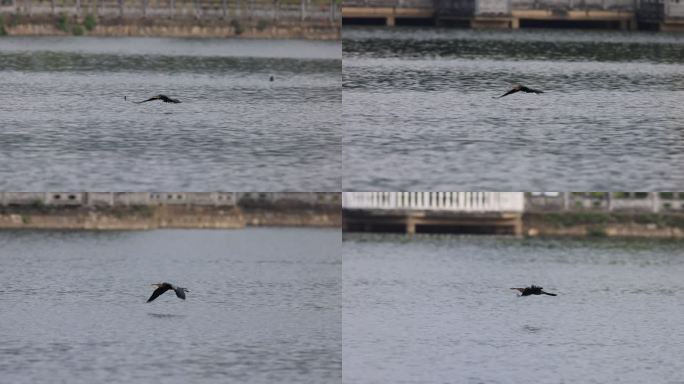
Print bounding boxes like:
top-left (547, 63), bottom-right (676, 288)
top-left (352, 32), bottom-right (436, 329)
top-left (0, 15), bottom-right (340, 39)
top-left (0, 205), bottom-right (341, 230)
top-left (524, 212), bottom-right (684, 239)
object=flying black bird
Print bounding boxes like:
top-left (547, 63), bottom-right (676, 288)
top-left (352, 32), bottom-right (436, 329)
top-left (510, 285), bottom-right (556, 296)
top-left (134, 94), bottom-right (181, 104)
top-left (495, 84), bottom-right (544, 99)
top-left (147, 282), bottom-right (189, 302)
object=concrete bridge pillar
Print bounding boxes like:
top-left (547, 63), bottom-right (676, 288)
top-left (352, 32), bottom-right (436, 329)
top-left (386, 15), bottom-right (395, 26)
top-left (510, 17), bottom-right (519, 29)
top-left (406, 217), bottom-right (416, 235)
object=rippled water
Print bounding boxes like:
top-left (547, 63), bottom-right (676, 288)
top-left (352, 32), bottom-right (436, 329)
top-left (0, 37), bottom-right (341, 191)
top-left (343, 27), bottom-right (684, 190)
top-left (343, 234), bottom-right (684, 383)
top-left (0, 228), bottom-right (341, 383)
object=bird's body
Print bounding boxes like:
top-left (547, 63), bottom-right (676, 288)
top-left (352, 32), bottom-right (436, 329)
top-left (496, 84), bottom-right (544, 98)
top-left (147, 282), bottom-right (188, 302)
top-left (135, 94), bottom-right (181, 104)
top-left (511, 285), bottom-right (556, 296)
top-left (269, 75), bottom-right (274, 82)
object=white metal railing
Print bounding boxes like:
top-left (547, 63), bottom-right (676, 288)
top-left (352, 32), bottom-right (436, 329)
top-left (342, 192), bottom-right (525, 212)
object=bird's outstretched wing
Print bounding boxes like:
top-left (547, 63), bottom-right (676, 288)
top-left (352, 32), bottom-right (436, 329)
top-left (520, 86), bottom-right (543, 94)
top-left (147, 285), bottom-right (171, 302)
top-left (173, 287), bottom-right (186, 300)
top-left (496, 88), bottom-right (519, 98)
top-left (134, 96), bottom-right (161, 104)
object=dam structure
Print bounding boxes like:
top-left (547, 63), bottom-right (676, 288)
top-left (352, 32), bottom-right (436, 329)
top-left (342, 0), bottom-right (684, 31)
top-left (343, 192), bottom-right (525, 235)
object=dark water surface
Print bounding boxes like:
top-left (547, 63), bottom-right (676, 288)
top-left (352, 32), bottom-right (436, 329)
top-left (343, 234), bottom-right (684, 383)
top-left (0, 228), bottom-right (341, 383)
top-left (0, 37), bottom-right (341, 191)
top-left (343, 27), bottom-right (684, 190)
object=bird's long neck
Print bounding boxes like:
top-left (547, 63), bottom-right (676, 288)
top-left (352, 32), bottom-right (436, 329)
top-left (542, 292), bottom-right (556, 296)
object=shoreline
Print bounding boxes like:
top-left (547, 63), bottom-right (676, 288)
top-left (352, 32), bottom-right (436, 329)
top-left (523, 212), bottom-right (684, 239)
top-left (0, 205), bottom-right (341, 230)
top-left (0, 14), bottom-right (341, 40)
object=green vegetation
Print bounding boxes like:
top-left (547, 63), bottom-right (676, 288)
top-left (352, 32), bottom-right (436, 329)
top-left (230, 19), bottom-right (243, 35)
top-left (658, 192), bottom-right (684, 200)
top-left (72, 24), bottom-right (84, 36)
top-left (57, 13), bottom-right (69, 32)
top-left (83, 14), bottom-right (97, 31)
top-left (10, 13), bottom-right (23, 27)
top-left (586, 226), bottom-right (607, 237)
top-left (130, 205), bottom-right (154, 218)
top-left (21, 214), bottom-right (31, 225)
top-left (56, 13), bottom-right (92, 36)
top-left (537, 212), bottom-right (617, 227)
top-left (530, 212), bottom-right (684, 229)
top-left (256, 19), bottom-right (269, 31)
top-left (0, 16), bottom-right (7, 36)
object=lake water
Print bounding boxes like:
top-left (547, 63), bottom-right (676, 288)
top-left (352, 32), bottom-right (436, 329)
top-left (0, 37), bottom-right (341, 191)
top-left (343, 234), bottom-right (684, 383)
top-left (343, 27), bottom-right (684, 190)
top-left (0, 228), bottom-right (341, 383)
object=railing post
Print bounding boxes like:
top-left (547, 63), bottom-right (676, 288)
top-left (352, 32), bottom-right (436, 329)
top-left (300, 0), bottom-right (306, 21)
top-left (273, 0), bottom-right (279, 22)
top-left (222, 0), bottom-right (227, 18)
top-left (170, 0), bottom-right (175, 18)
top-left (193, 0), bottom-right (200, 19)
top-left (118, 0), bottom-right (123, 18)
top-left (329, 0), bottom-right (334, 22)
top-left (651, 192), bottom-right (660, 213)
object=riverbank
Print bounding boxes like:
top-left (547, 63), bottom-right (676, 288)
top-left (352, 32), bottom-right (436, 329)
top-left (0, 204), bottom-right (341, 230)
top-left (524, 212), bottom-right (684, 239)
top-left (0, 14), bottom-right (340, 39)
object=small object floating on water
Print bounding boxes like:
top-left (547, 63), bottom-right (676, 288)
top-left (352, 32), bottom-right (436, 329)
top-left (147, 282), bottom-right (189, 302)
top-left (510, 285), bottom-right (556, 296)
top-left (134, 94), bottom-right (181, 104)
top-left (495, 84), bottom-right (544, 99)
top-left (269, 75), bottom-right (275, 82)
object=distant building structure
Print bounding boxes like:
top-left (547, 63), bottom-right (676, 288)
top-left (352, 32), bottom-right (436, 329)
top-left (526, 192), bottom-right (684, 213)
top-left (0, 0), bottom-right (339, 24)
top-left (343, 192), bottom-right (524, 235)
top-left (0, 192), bottom-right (339, 208)
top-left (343, 0), bottom-right (684, 30)
top-left (343, 192), bottom-right (684, 235)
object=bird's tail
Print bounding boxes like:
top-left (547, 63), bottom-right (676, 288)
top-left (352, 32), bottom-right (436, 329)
top-left (542, 291), bottom-right (557, 296)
